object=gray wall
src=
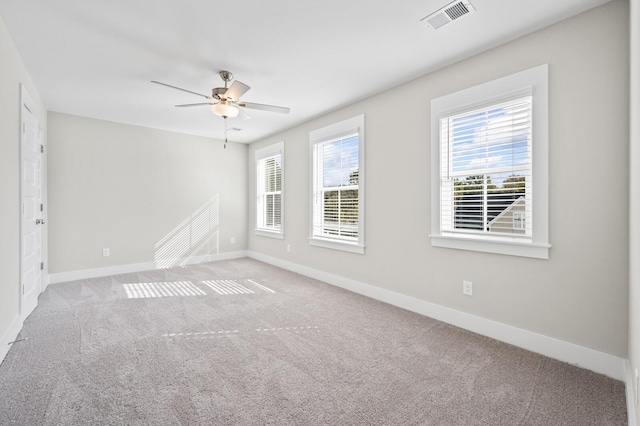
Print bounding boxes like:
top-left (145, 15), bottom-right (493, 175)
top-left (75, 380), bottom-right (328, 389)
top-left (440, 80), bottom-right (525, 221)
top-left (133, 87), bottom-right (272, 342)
top-left (248, 1), bottom-right (630, 357)
top-left (629, 0), bottom-right (640, 421)
top-left (0, 18), bottom-right (47, 346)
top-left (47, 113), bottom-right (248, 273)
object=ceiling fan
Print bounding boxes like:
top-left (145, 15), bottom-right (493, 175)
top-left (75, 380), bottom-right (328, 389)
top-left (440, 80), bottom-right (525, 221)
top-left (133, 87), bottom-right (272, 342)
top-left (151, 71), bottom-right (290, 147)
top-left (152, 71), bottom-right (290, 118)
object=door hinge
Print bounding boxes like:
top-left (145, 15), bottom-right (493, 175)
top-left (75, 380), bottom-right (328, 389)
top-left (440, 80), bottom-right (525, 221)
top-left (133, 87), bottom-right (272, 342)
top-left (40, 262), bottom-right (44, 271)
top-left (40, 144), bottom-right (44, 153)
top-left (40, 203), bottom-right (43, 212)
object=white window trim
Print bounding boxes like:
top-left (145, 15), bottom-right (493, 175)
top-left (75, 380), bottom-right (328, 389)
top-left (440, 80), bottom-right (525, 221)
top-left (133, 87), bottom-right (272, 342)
top-left (309, 114), bottom-right (365, 254)
top-left (430, 64), bottom-right (550, 259)
top-left (255, 141), bottom-right (284, 239)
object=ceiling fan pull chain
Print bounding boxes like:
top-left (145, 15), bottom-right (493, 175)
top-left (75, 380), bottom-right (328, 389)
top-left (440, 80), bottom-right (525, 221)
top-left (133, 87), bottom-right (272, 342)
top-left (224, 117), bottom-right (228, 149)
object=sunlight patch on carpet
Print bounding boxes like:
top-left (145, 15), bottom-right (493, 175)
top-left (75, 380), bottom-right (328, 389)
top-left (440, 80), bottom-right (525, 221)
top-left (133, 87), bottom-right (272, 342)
top-left (200, 279), bottom-right (253, 294)
top-left (255, 326), bottom-right (320, 335)
top-left (160, 326), bottom-right (321, 340)
top-left (200, 279), bottom-right (275, 295)
top-left (123, 281), bottom-right (206, 298)
top-left (247, 279), bottom-right (276, 293)
top-left (162, 330), bottom-right (239, 340)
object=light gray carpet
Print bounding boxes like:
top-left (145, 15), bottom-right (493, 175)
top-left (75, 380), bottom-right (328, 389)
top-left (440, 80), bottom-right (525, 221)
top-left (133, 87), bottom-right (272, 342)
top-left (0, 258), bottom-right (627, 425)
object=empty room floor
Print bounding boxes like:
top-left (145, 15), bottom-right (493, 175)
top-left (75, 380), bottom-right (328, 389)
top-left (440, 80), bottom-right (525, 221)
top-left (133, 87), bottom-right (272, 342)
top-left (0, 258), bottom-right (627, 425)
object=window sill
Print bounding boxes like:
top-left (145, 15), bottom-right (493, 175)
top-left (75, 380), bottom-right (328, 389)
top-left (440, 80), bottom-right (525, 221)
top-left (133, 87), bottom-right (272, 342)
top-left (255, 229), bottom-right (284, 240)
top-left (309, 237), bottom-right (365, 254)
top-left (430, 234), bottom-right (550, 259)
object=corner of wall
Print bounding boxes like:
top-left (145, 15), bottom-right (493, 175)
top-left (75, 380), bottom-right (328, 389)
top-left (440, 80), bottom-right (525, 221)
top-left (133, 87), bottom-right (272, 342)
top-left (0, 315), bottom-right (23, 366)
top-left (626, 361), bottom-right (638, 425)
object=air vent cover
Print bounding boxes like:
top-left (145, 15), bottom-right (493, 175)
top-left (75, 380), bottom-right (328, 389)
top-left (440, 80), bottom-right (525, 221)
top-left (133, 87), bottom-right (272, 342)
top-left (421, 0), bottom-right (476, 30)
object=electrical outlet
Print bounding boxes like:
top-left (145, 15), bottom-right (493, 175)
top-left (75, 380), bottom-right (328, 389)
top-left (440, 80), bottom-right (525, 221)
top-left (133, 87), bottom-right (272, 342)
top-left (102, 248), bottom-right (110, 257)
top-left (287, 244), bottom-right (291, 253)
top-left (230, 237), bottom-right (235, 244)
top-left (463, 280), bottom-right (473, 296)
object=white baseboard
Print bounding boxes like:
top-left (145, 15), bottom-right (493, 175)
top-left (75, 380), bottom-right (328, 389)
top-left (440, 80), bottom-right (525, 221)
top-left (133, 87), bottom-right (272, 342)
top-left (626, 360), bottom-right (638, 425)
top-left (248, 250), bottom-right (626, 381)
top-left (0, 315), bottom-right (23, 365)
top-left (48, 251), bottom-right (248, 284)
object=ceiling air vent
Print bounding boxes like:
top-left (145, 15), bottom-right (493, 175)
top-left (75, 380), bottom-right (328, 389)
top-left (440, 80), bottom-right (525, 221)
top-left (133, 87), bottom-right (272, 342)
top-left (421, 0), bottom-right (476, 30)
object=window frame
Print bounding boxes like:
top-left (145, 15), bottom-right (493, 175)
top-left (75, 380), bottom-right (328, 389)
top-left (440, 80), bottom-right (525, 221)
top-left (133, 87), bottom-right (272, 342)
top-left (255, 141), bottom-right (284, 239)
top-left (309, 114), bottom-right (365, 254)
top-left (430, 65), bottom-right (550, 259)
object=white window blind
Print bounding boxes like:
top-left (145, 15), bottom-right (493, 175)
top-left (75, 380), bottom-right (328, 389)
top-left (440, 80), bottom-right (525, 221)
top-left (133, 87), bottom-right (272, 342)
top-left (440, 95), bottom-right (532, 240)
top-left (313, 134), bottom-right (360, 241)
top-left (256, 142), bottom-right (283, 237)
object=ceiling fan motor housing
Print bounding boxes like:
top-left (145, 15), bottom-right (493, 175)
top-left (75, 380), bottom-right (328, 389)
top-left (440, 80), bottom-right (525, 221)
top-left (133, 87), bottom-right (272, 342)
top-left (212, 87), bottom-right (227, 100)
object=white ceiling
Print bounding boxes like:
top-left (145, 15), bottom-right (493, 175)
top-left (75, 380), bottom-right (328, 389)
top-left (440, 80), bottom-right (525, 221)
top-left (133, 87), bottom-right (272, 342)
top-left (0, 0), bottom-right (611, 143)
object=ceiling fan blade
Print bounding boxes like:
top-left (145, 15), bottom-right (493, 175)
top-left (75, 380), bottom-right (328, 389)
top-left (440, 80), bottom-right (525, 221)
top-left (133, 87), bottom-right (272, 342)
top-left (224, 80), bottom-right (251, 101)
top-left (237, 107), bottom-right (252, 120)
top-left (151, 80), bottom-right (209, 99)
top-left (239, 101), bottom-right (290, 114)
top-left (175, 103), bottom-right (213, 107)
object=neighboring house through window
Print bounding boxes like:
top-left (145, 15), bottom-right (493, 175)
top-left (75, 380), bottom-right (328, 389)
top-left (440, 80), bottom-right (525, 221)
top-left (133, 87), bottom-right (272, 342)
top-left (310, 114), bottom-right (365, 254)
top-left (255, 142), bottom-right (284, 239)
top-left (512, 210), bottom-right (526, 231)
top-left (430, 65), bottom-right (549, 259)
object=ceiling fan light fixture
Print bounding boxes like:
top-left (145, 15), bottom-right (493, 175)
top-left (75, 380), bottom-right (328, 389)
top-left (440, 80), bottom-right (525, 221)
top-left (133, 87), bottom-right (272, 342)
top-left (211, 102), bottom-right (239, 118)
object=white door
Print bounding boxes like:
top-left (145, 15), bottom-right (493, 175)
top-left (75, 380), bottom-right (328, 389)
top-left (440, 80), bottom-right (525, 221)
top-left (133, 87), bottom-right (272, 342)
top-left (20, 86), bottom-right (43, 319)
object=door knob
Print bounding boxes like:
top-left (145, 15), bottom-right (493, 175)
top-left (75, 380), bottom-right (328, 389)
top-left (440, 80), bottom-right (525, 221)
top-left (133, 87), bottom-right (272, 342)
top-left (35, 219), bottom-right (46, 225)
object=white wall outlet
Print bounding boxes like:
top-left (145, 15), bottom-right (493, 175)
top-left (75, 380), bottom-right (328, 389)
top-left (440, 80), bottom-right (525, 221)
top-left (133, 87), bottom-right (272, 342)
top-left (102, 248), bottom-right (110, 257)
top-left (287, 244), bottom-right (291, 253)
top-left (463, 280), bottom-right (473, 296)
top-left (230, 237), bottom-right (235, 244)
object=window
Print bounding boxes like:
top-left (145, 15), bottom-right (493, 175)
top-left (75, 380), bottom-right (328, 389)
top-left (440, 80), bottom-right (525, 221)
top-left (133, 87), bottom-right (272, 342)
top-left (442, 96), bottom-right (532, 235)
top-left (310, 115), bottom-right (365, 253)
top-left (255, 142), bottom-right (284, 239)
top-left (430, 65), bottom-right (549, 259)
top-left (513, 211), bottom-right (525, 231)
